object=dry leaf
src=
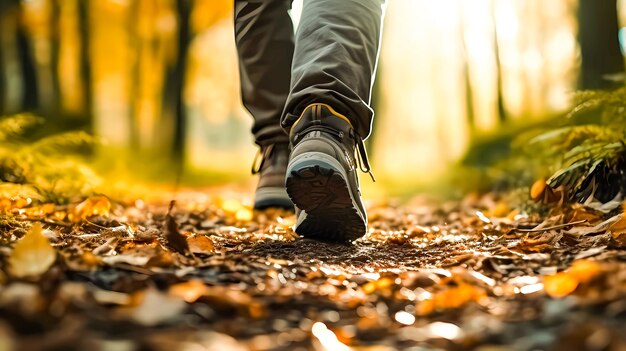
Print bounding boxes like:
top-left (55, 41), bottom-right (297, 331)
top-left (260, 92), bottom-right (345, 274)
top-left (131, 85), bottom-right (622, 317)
top-left (235, 208), bottom-right (253, 222)
top-left (545, 260), bottom-right (601, 295)
top-left (530, 179), bottom-right (560, 203)
top-left (128, 287), bottom-right (186, 326)
top-left (416, 282), bottom-right (485, 316)
top-left (187, 235), bottom-right (214, 255)
top-left (169, 280), bottom-right (209, 303)
top-left (362, 277), bottom-right (394, 294)
top-left (567, 207), bottom-right (601, 223)
top-left (568, 260), bottom-right (601, 283)
top-left (221, 199), bottom-right (243, 213)
top-left (81, 252), bottom-right (102, 267)
top-left (69, 195), bottom-right (111, 222)
top-left (609, 215), bottom-right (626, 247)
top-left (102, 255), bottom-right (151, 266)
top-left (165, 200), bottom-right (190, 255)
top-left (544, 272), bottom-right (578, 298)
top-left (8, 224), bottom-right (56, 278)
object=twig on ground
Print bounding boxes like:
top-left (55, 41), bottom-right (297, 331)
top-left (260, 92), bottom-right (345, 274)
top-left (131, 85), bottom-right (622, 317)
top-left (514, 219), bottom-right (588, 233)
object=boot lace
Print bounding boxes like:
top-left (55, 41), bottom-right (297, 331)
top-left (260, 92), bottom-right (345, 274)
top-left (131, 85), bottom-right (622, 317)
top-left (251, 144), bottom-right (275, 175)
top-left (293, 125), bottom-right (375, 182)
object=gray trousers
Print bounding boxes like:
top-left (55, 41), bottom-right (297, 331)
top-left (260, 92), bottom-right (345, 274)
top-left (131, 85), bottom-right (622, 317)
top-left (234, 0), bottom-right (386, 147)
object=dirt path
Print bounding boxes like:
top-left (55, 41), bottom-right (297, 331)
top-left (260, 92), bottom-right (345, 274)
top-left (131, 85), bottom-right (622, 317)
top-left (1, 192), bottom-right (626, 350)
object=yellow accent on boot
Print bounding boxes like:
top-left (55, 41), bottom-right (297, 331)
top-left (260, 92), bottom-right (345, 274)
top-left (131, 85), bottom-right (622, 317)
top-left (291, 103), bottom-right (353, 132)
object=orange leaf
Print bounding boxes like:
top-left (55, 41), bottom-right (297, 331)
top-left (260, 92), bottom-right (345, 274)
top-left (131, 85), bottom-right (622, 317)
top-left (187, 235), bottom-right (214, 255)
top-left (169, 280), bottom-right (209, 303)
top-left (568, 260), bottom-right (601, 284)
top-left (69, 196), bottom-right (111, 222)
top-left (544, 272), bottom-right (578, 298)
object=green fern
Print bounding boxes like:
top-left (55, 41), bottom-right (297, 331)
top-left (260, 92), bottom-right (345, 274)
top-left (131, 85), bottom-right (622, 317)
top-left (521, 87), bottom-right (626, 204)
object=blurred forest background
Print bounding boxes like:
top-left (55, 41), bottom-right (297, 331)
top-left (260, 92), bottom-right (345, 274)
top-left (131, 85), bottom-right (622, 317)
top-left (0, 0), bottom-right (625, 192)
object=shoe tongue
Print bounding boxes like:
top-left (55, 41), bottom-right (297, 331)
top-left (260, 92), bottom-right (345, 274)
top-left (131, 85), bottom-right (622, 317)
top-left (291, 105), bottom-right (353, 138)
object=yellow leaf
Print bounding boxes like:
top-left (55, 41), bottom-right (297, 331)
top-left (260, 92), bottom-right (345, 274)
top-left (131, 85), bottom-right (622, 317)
top-left (69, 196), bottom-right (111, 222)
top-left (486, 202), bottom-right (510, 218)
top-left (235, 208), bottom-right (253, 222)
top-left (8, 224), bottom-right (56, 278)
top-left (221, 199), bottom-right (243, 213)
top-left (543, 272), bottom-right (578, 298)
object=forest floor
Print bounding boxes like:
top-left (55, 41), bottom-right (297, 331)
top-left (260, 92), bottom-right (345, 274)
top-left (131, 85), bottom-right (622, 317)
top-left (2, 188), bottom-right (626, 351)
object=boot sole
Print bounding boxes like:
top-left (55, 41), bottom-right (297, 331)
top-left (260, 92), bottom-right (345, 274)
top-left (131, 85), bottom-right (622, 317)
top-left (285, 152), bottom-right (366, 242)
top-left (254, 187), bottom-right (294, 211)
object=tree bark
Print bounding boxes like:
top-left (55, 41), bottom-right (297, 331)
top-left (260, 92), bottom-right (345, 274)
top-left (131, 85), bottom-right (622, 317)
top-left (77, 0), bottom-right (92, 131)
top-left (48, 0), bottom-right (61, 118)
top-left (15, 1), bottom-right (38, 113)
top-left (0, 0), bottom-right (7, 115)
top-left (166, 0), bottom-right (191, 163)
top-left (578, 0), bottom-right (624, 89)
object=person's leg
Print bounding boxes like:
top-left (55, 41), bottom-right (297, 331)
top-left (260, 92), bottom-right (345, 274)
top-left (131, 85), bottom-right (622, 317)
top-left (283, 0), bottom-right (387, 241)
top-left (281, 0), bottom-right (386, 140)
top-left (234, 0), bottom-right (294, 147)
top-left (234, 0), bottom-right (295, 210)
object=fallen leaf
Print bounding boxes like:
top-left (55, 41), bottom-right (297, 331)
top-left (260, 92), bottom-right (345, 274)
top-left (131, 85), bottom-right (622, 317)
top-left (128, 287), bottom-right (186, 326)
top-left (530, 179), bottom-right (560, 204)
top-left (235, 208), bottom-right (253, 222)
top-left (567, 207), bottom-right (601, 223)
top-left (543, 259), bottom-right (602, 299)
top-left (187, 235), bottom-right (214, 255)
top-left (8, 224), bottom-right (56, 278)
top-left (568, 260), bottom-right (601, 283)
top-left (574, 246), bottom-right (606, 260)
top-left (92, 289), bottom-right (132, 305)
top-left (221, 199), bottom-right (243, 213)
top-left (69, 195), bottom-right (111, 222)
top-left (81, 252), bottom-right (102, 267)
top-left (23, 203), bottom-right (56, 217)
top-left (362, 277), bottom-right (394, 294)
top-left (609, 215), bottom-right (626, 247)
top-left (544, 272), bottom-right (578, 298)
top-left (146, 250), bottom-right (175, 267)
top-left (565, 215), bottom-right (622, 237)
top-left (169, 280), bottom-right (209, 303)
top-left (165, 200), bottom-right (190, 255)
top-left (102, 255), bottom-right (151, 266)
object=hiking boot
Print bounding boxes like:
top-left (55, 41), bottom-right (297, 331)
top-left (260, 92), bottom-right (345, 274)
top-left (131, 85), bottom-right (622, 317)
top-left (285, 104), bottom-right (374, 242)
top-left (252, 143), bottom-right (294, 210)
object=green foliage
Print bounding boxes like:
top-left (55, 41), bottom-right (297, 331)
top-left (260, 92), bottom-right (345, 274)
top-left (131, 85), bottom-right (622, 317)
top-left (0, 114), bottom-right (101, 204)
top-left (461, 87), bottom-right (626, 207)
top-left (510, 87), bottom-right (626, 204)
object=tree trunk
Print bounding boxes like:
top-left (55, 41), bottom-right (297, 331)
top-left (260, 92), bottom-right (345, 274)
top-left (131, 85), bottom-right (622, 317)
top-left (0, 0), bottom-right (7, 115)
top-left (491, 2), bottom-right (506, 123)
top-left (578, 0), bottom-right (623, 89)
top-left (127, 0), bottom-right (140, 150)
top-left (48, 0), bottom-right (61, 119)
top-left (166, 0), bottom-right (191, 163)
top-left (15, 2), bottom-right (38, 113)
top-left (77, 0), bottom-right (92, 132)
